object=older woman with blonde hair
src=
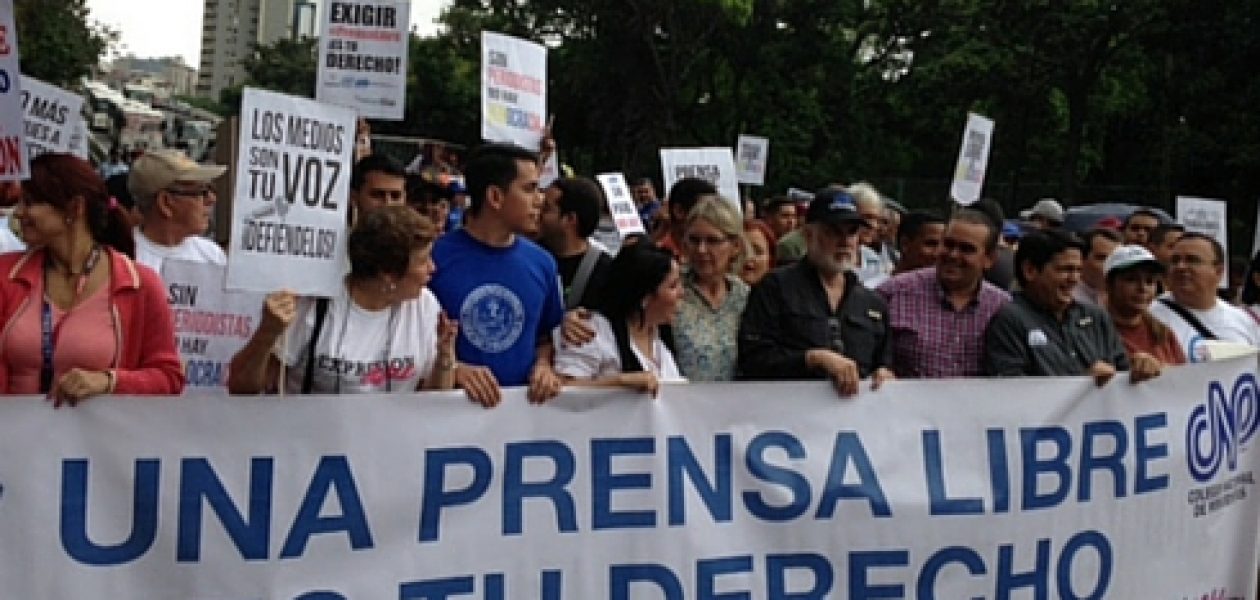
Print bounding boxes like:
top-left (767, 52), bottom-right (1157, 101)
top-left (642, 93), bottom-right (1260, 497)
top-left (674, 197), bottom-right (750, 381)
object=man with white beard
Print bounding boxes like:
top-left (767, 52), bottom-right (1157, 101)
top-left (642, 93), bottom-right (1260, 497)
top-left (738, 186), bottom-right (894, 396)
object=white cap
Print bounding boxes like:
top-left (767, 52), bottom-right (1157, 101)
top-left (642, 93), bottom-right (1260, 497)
top-left (1104, 244), bottom-right (1165, 276)
top-left (1021, 198), bottom-right (1064, 224)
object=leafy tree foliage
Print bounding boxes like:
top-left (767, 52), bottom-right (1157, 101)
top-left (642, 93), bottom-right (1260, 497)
top-left (226, 0), bottom-right (1260, 243)
top-left (15, 0), bottom-right (115, 87)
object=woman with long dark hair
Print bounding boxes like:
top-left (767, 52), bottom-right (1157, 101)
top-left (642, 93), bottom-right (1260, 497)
top-left (553, 243), bottom-right (684, 395)
top-left (0, 153), bottom-right (184, 403)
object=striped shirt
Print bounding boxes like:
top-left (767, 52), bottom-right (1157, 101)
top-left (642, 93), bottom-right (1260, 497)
top-left (877, 267), bottom-right (1010, 378)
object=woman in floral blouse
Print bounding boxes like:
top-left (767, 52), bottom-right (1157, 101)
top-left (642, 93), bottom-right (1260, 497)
top-left (673, 198), bottom-right (750, 381)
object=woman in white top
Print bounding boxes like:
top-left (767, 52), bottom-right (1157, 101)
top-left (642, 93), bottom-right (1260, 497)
top-left (229, 206), bottom-right (457, 394)
top-left (553, 243), bottom-right (684, 395)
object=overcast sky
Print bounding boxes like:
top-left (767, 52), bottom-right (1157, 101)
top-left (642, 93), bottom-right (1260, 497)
top-left (84, 0), bottom-right (448, 65)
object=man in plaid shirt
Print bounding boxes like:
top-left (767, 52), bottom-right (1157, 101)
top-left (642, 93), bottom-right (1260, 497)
top-left (877, 209), bottom-right (1010, 377)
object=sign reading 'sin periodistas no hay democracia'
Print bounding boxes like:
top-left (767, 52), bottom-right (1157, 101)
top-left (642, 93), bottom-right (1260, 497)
top-left (481, 31), bottom-right (547, 149)
top-left (227, 88), bottom-right (355, 296)
top-left (0, 0), bottom-right (27, 180)
top-left (316, 1), bottom-right (410, 120)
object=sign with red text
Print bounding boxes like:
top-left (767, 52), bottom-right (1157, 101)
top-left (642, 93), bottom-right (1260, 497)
top-left (596, 172), bottom-right (645, 236)
top-left (481, 31), bottom-right (547, 149)
top-left (161, 259), bottom-right (264, 392)
top-left (316, 1), bottom-right (410, 120)
top-left (0, 0), bottom-right (27, 180)
top-left (227, 88), bottom-right (355, 296)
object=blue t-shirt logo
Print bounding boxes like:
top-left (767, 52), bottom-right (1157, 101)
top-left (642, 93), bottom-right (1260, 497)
top-left (461, 283), bottom-right (526, 354)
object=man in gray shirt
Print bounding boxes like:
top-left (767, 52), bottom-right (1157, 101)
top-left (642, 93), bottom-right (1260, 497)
top-left (984, 229), bottom-right (1159, 384)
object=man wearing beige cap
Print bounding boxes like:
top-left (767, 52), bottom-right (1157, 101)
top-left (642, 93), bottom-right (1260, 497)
top-left (128, 149), bottom-right (228, 273)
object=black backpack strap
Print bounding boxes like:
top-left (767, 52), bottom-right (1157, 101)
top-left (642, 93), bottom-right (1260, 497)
top-left (1158, 297), bottom-right (1218, 341)
top-left (302, 297), bottom-right (331, 394)
top-left (565, 246), bottom-right (603, 309)
top-left (610, 316), bottom-right (645, 373)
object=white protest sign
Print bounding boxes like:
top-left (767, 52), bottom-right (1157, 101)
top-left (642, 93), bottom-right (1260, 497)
top-left (0, 1), bottom-right (27, 180)
top-left (734, 134), bottom-right (769, 185)
top-left (539, 147), bottom-right (559, 189)
top-left (161, 259), bottom-right (265, 392)
top-left (659, 147), bottom-right (742, 213)
top-left (481, 31), bottom-right (547, 149)
top-left (19, 75), bottom-right (85, 159)
top-left (595, 172), bottom-right (645, 236)
top-left (316, 1), bottom-right (410, 120)
top-left (949, 112), bottom-right (995, 205)
top-left (68, 118), bottom-right (89, 159)
top-left (1177, 195), bottom-right (1230, 288)
top-left (0, 359), bottom-right (1257, 597)
top-left (227, 88), bottom-right (355, 296)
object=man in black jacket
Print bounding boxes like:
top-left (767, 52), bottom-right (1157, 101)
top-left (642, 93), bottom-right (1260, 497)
top-left (738, 187), bottom-right (894, 396)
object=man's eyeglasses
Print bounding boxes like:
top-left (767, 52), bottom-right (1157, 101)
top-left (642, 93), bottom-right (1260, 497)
top-left (165, 187), bottom-right (214, 200)
top-left (1168, 255), bottom-right (1216, 268)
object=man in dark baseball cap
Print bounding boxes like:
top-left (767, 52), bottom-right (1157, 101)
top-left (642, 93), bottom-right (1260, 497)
top-left (739, 186), bottom-right (893, 397)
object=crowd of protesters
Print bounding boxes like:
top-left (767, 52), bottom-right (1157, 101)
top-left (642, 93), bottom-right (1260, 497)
top-left (2, 139), bottom-right (1259, 405)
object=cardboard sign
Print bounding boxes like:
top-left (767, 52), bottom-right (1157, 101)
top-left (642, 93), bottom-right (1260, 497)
top-left (20, 75), bottom-right (85, 159)
top-left (659, 147), bottom-right (742, 213)
top-left (226, 88), bottom-right (356, 296)
top-left (595, 172), bottom-right (646, 236)
top-left (1177, 195), bottom-right (1229, 288)
top-left (315, 1), bottom-right (410, 120)
top-left (0, 1), bottom-right (27, 180)
top-left (949, 112), bottom-right (994, 206)
top-left (161, 259), bottom-right (265, 392)
top-left (481, 31), bottom-right (547, 149)
top-left (734, 134), bottom-right (769, 186)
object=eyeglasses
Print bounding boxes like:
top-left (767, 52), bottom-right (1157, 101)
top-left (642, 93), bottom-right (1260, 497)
top-left (165, 187), bottom-right (214, 200)
top-left (1168, 255), bottom-right (1217, 268)
top-left (685, 235), bottom-right (731, 248)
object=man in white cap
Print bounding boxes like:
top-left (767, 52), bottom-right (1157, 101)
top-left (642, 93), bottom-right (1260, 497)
top-left (128, 149), bottom-right (228, 273)
top-left (1021, 198), bottom-right (1064, 230)
top-left (1103, 244), bottom-right (1185, 368)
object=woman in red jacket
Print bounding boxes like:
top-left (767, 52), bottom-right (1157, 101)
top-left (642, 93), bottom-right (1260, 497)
top-left (0, 153), bottom-right (184, 404)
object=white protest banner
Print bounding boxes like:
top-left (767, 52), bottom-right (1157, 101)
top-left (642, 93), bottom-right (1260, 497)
top-left (659, 147), bottom-right (742, 213)
top-left (950, 112), bottom-right (995, 206)
top-left (226, 88), bottom-right (355, 296)
top-left (481, 31), bottom-right (547, 149)
top-left (734, 134), bottom-right (769, 186)
top-left (0, 0), bottom-right (27, 180)
top-left (0, 359), bottom-right (1257, 598)
top-left (1177, 195), bottom-right (1229, 288)
top-left (595, 172), bottom-right (645, 236)
top-left (19, 75), bottom-right (85, 159)
top-left (316, 1), bottom-right (410, 120)
top-left (161, 259), bottom-right (265, 392)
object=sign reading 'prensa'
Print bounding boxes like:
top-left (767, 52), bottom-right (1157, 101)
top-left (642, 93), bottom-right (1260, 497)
top-left (227, 88), bottom-right (355, 296)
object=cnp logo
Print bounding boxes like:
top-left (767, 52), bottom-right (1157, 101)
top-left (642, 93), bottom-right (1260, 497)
top-left (1187, 374), bottom-right (1260, 483)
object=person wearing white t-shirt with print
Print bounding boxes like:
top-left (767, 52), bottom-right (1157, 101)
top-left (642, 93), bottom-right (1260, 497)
top-left (127, 149), bottom-right (228, 273)
top-left (1149, 232), bottom-right (1260, 362)
top-left (553, 243), bottom-right (685, 396)
top-left (228, 206), bottom-right (457, 394)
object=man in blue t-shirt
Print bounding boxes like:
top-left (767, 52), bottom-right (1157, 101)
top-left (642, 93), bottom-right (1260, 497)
top-left (429, 143), bottom-right (565, 406)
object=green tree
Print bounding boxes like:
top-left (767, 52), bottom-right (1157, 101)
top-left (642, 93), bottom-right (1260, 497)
top-left (15, 0), bottom-right (115, 87)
